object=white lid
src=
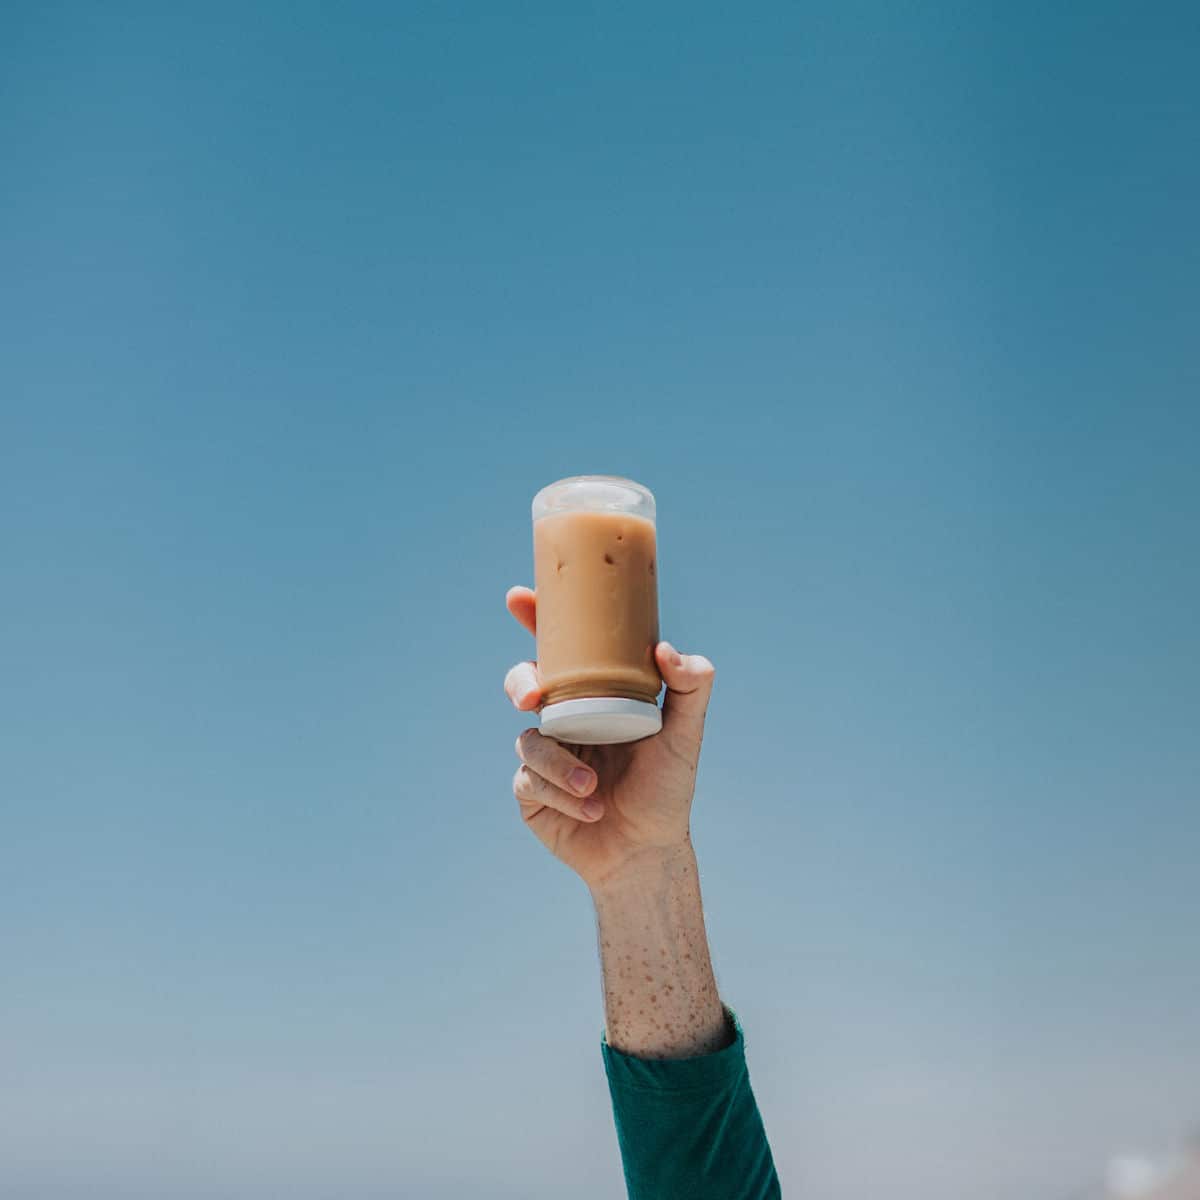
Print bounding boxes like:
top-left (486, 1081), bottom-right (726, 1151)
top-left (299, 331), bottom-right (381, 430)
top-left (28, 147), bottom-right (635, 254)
top-left (539, 697), bottom-right (662, 746)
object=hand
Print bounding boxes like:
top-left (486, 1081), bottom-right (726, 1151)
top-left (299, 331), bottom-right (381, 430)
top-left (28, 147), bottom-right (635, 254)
top-left (503, 585), bottom-right (716, 892)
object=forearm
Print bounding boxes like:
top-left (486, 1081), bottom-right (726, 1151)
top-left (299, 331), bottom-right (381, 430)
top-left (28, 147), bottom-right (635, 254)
top-left (590, 840), bottom-right (731, 1060)
top-left (594, 841), bottom-right (782, 1199)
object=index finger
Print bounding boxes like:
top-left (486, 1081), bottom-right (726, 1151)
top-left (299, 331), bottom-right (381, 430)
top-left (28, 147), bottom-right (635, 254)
top-left (505, 586), bottom-right (536, 636)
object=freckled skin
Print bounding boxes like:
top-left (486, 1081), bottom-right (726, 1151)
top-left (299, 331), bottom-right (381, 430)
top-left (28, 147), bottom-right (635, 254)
top-left (591, 842), bottom-right (730, 1059)
top-left (504, 584), bottom-right (729, 1061)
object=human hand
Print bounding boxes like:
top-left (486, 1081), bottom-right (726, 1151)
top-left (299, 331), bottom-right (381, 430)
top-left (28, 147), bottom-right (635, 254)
top-left (503, 585), bottom-right (716, 893)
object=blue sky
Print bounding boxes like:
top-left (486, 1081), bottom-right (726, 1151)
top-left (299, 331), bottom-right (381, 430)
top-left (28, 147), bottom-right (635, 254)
top-left (2, 4), bottom-right (1198, 1198)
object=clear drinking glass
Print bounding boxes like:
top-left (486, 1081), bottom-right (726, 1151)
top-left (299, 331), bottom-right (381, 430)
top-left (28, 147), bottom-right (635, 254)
top-left (531, 475), bottom-right (662, 744)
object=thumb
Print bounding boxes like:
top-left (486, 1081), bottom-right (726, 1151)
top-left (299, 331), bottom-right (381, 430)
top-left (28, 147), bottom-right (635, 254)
top-left (656, 642), bottom-right (716, 742)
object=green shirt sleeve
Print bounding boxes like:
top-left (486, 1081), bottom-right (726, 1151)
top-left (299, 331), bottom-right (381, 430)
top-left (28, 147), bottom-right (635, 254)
top-left (601, 1007), bottom-right (782, 1200)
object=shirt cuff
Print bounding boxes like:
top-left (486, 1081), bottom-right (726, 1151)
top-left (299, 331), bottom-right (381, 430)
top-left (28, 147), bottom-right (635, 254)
top-left (600, 1006), bottom-right (747, 1093)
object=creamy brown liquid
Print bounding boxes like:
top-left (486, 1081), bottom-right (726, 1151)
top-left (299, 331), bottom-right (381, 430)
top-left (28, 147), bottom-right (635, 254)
top-left (534, 510), bottom-right (661, 705)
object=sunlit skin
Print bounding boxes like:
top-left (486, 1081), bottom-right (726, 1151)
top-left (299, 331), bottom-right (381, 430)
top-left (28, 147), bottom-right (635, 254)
top-left (504, 585), bottom-right (730, 1059)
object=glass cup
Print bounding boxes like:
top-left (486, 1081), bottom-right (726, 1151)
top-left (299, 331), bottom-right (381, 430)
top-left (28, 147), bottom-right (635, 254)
top-left (531, 475), bottom-right (663, 744)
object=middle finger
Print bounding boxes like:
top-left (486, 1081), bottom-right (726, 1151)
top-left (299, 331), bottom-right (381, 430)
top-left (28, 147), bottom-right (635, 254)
top-left (504, 661), bottom-right (542, 711)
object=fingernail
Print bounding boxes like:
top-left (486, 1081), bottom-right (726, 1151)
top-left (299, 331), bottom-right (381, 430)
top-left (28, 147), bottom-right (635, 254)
top-left (568, 767), bottom-right (595, 795)
top-left (582, 798), bottom-right (604, 820)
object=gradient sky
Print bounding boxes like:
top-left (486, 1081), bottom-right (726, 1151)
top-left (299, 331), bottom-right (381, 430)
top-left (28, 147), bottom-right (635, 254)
top-left (2, 4), bottom-right (1198, 1199)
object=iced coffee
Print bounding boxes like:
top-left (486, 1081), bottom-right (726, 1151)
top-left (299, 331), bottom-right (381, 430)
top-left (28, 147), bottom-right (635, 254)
top-left (531, 476), bottom-right (662, 744)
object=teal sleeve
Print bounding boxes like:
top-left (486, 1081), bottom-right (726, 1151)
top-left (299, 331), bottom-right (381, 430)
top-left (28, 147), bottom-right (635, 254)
top-left (601, 1008), bottom-right (782, 1200)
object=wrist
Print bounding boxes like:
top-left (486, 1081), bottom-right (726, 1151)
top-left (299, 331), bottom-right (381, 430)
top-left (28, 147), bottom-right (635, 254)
top-left (587, 838), bottom-right (696, 904)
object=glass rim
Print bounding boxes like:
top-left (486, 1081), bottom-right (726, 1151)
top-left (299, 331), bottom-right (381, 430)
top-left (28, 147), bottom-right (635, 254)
top-left (532, 475), bottom-right (655, 523)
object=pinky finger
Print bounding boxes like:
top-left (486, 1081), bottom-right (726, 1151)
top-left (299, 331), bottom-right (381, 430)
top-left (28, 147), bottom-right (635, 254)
top-left (513, 766), bottom-right (604, 823)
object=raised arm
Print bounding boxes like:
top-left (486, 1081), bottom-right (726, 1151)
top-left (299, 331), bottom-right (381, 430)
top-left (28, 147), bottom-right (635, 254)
top-left (503, 585), bottom-right (781, 1200)
top-left (592, 841), bottom-right (729, 1059)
